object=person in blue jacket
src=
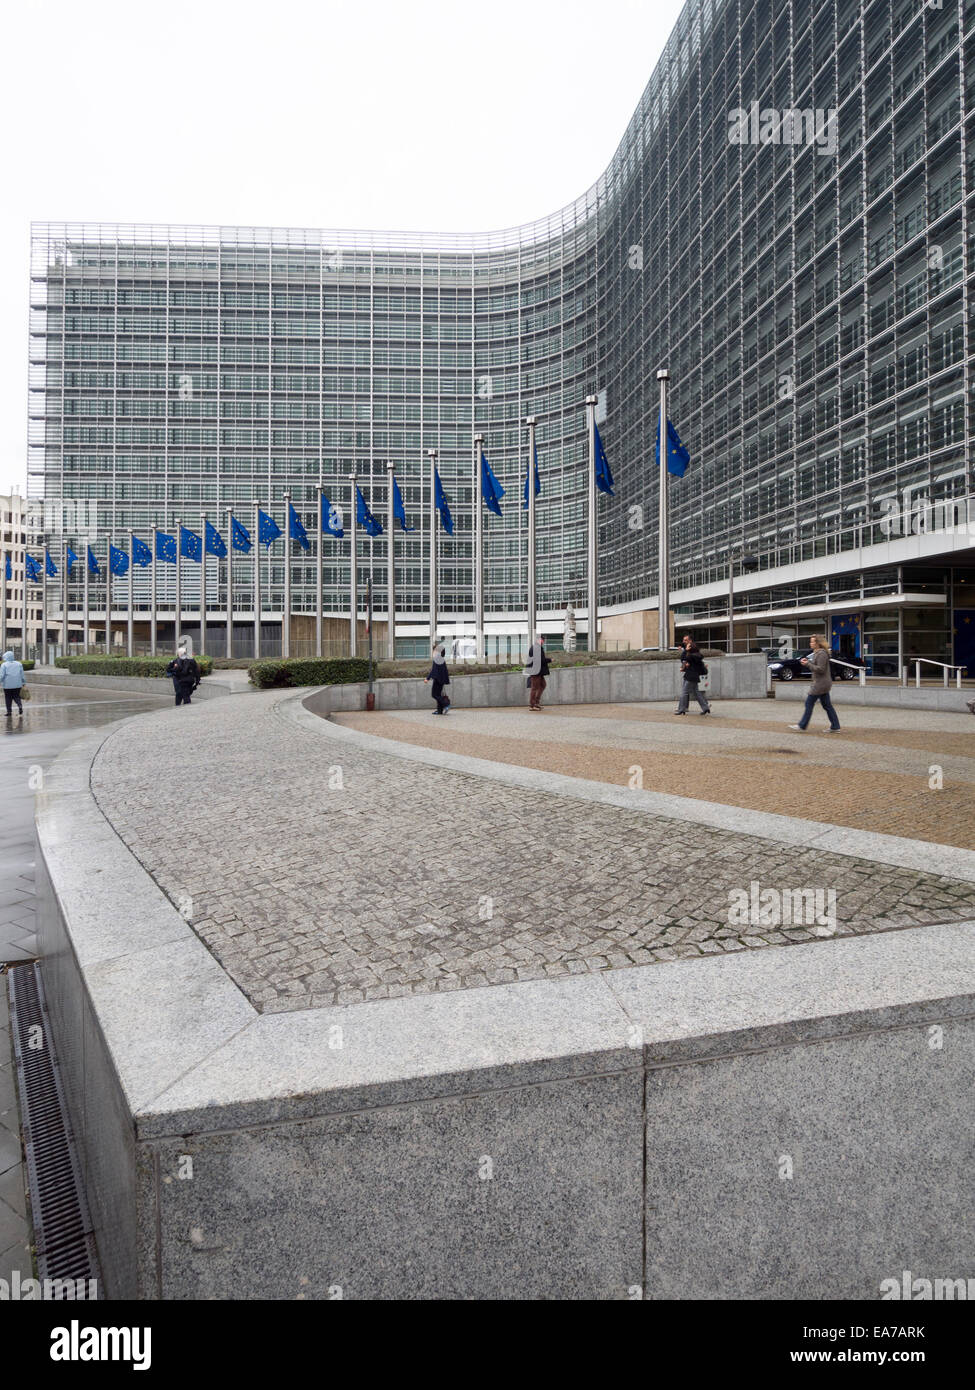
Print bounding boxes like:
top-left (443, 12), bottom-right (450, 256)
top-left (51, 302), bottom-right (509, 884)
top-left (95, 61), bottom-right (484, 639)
top-left (1, 650), bottom-right (26, 717)
top-left (424, 641), bottom-right (451, 715)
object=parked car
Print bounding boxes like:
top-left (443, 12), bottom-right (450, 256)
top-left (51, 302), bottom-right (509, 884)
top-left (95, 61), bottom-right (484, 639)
top-left (767, 649), bottom-right (862, 681)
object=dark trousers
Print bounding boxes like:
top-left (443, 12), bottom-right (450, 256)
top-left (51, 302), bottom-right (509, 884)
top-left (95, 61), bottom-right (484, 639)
top-left (431, 682), bottom-right (449, 713)
top-left (798, 691), bottom-right (839, 730)
top-left (529, 674), bottom-right (547, 708)
top-left (174, 684), bottom-right (194, 706)
top-left (3, 689), bottom-right (23, 714)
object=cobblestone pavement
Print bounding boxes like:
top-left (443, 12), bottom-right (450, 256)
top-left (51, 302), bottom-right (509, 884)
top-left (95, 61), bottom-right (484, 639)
top-left (335, 701), bottom-right (975, 850)
top-left (90, 693), bottom-right (975, 1014)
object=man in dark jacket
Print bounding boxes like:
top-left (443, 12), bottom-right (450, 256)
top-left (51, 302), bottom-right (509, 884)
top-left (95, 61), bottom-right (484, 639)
top-left (166, 646), bottom-right (201, 706)
top-left (525, 632), bottom-right (551, 710)
top-left (675, 637), bottom-right (711, 715)
top-left (425, 642), bottom-right (451, 714)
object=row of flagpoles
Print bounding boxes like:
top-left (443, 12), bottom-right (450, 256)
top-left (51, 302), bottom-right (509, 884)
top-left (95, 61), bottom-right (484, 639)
top-left (3, 384), bottom-right (690, 664)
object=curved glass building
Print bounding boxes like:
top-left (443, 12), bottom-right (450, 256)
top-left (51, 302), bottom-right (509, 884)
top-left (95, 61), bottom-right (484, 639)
top-left (27, 0), bottom-right (975, 671)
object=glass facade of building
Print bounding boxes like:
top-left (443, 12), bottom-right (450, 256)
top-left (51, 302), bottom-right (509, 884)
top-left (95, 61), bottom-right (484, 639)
top-left (27, 0), bottom-right (975, 650)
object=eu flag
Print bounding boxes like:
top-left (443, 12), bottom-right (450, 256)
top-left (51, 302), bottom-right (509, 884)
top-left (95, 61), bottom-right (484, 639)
top-left (109, 544), bottom-right (129, 576)
top-left (4, 556), bottom-right (10, 581)
top-left (231, 516), bottom-right (252, 552)
top-left (434, 469), bottom-right (454, 535)
top-left (258, 509), bottom-right (282, 547)
top-left (133, 536), bottom-right (153, 566)
top-left (523, 445), bottom-right (541, 509)
top-left (205, 521), bottom-right (227, 558)
top-left (594, 423), bottom-right (615, 497)
top-left (45, 550), bottom-right (58, 577)
top-left (288, 501), bottom-right (310, 551)
top-left (87, 544), bottom-right (101, 576)
top-left (179, 525), bottom-right (202, 561)
top-left (66, 546), bottom-right (79, 574)
top-left (656, 418), bottom-right (690, 478)
top-left (481, 453), bottom-right (505, 518)
top-left (321, 495), bottom-right (344, 538)
top-left (156, 532), bottom-right (177, 564)
top-left (356, 486), bottom-right (383, 538)
top-left (25, 554), bottom-right (41, 583)
top-left (392, 476), bottom-right (413, 532)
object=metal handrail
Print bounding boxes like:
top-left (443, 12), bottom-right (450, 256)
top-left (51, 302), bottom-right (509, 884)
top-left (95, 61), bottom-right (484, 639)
top-left (903, 658), bottom-right (967, 689)
top-left (827, 655), bottom-right (868, 688)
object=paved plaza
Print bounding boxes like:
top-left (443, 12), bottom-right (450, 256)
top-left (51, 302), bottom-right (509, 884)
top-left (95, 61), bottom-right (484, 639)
top-left (86, 691), bottom-right (975, 1015)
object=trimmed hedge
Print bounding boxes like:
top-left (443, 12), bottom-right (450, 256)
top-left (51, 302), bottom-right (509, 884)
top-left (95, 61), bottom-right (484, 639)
top-left (22, 659), bottom-right (35, 671)
top-left (53, 655), bottom-right (214, 678)
top-left (249, 658), bottom-right (370, 689)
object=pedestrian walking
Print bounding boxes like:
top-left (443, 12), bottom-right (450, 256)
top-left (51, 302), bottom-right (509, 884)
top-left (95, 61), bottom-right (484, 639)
top-left (1, 650), bottom-right (25, 717)
top-left (425, 641), bottom-right (451, 714)
top-left (165, 645), bottom-right (201, 707)
top-left (525, 632), bottom-right (550, 710)
top-left (674, 636), bottom-right (710, 715)
top-left (789, 635), bottom-right (841, 732)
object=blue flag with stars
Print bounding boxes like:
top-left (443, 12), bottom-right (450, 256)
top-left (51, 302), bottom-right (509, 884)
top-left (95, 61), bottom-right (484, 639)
top-left (4, 555), bottom-right (10, 581)
top-left (133, 536), bottom-right (152, 566)
top-left (156, 532), bottom-right (176, 564)
top-left (109, 544), bottom-right (129, 576)
top-left (321, 495), bottom-right (344, 538)
top-left (45, 550), bottom-right (57, 577)
top-left (179, 525), bottom-right (202, 561)
top-left (25, 554), bottom-right (41, 583)
top-left (231, 516), bottom-right (252, 552)
top-left (204, 521), bottom-right (227, 558)
top-left (87, 544), bottom-right (100, 576)
top-left (594, 423), bottom-right (615, 497)
top-left (392, 476), bottom-right (413, 532)
top-left (66, 546), bottom-right (79, 575)
top-left (523, 445), bottom-right (541, 509)
top-left (434, 469), bottom-right (454, 535)
top-left (356, 486), bottom-right (383, 538)
top-left (288, 501), bottom-right (310, 551)
top-left (258, 509), bottom-right (282, 548)
top-left (481, 453), bottom-right (505, 518)
top-left (655, 418), bottom-right (690, 478)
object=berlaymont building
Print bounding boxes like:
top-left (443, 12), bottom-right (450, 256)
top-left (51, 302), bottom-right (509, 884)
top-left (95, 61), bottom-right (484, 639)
top-left (26, 0), bottom-right (975, 674)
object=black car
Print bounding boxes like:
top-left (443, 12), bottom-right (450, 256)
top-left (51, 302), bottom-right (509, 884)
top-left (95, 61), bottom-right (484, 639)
top-left (767, 649), bottom-right (861, 681)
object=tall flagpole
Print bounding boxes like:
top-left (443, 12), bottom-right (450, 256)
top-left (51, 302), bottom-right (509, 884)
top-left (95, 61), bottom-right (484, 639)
top-left (150, 529), bottom-right (157, 656)
top-left (526, 417), bottom-right (537, 645)
top-left (226, 507), bottom-right (234, 659)
top-left (473, 435), bottom-right (484, 659)
top-left (41, 546), bottom-right (48, 665)
top-left (1, 550), bottom-right (7, 657)
top-left (427, 448), bottom-right (438, 646)
top-left (657, 368), bottom-right (670, 651)
top-left (385, 463), bottom-right (396, 660)
top-left (200, 512), bottom-right (207, 657)
top-left (127, 530), bottom-right (134, 657)
top-left (316, 488), bottom-right (324, 658)
top-left (253, 503), bottom-right (261, 659)
top-left (105, 541), bottom-right (112, 657)
top-left (174, 516), bottom-right (182, 650)
top-left (283, 492), bottom-right (291, 659)
top-left (84, 547), bottom-right (90, 653)
top-left (585, 395), bottom-right (598, 655)
top-left (348, 470), bottom-right (358, 657)
top-left (62, 538), bottom-right (69, 658)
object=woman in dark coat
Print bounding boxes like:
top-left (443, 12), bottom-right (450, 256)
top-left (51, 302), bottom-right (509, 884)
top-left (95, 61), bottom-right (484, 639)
top-left (425, 642), bottom-right (451, 714)
top-left (165, 646), bottom-right (201, 706)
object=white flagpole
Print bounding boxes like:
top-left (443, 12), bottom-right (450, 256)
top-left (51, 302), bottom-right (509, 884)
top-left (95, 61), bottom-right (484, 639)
top-left (349, 470), bottom-right (358, 657)
top-left (657, 368), bottom-right (670, 651)
top-left (0, 549), bottom-right (7, 657)
top-left (316, 487), bottom-right (324, 659)
top-left (41, 546), bottom-right (48, 665)
top-left (200, 514), bottom-right (207, 657)
top-left (427, 448), bottom-right (438, 646)
top-left (226, 508), bottom-right (234, 659)
top-left (526, 417), bottom-right (537, 647)
top-left (253, 504), bottom-right (261, 659)
top-left (174, 517), bottom-right (182, 651)
top-left (62, 538), bottom-right (69, 658)
top-left (150, 530), bottom-right (157, 656)
top-left (585, 395), bottom-right (598, 655)
top-left (84, 547), bottom-right (90, 653)
top-left (385, 464), bottom-right (396, 660)
top-left (473, 435), bottom-right (484, 660)
top-left (283, 493), bottom-right (291, 659)
top-left (105, 541), bottom-right (112, 657)
top-left (127, 530), bottom-right (134, 657)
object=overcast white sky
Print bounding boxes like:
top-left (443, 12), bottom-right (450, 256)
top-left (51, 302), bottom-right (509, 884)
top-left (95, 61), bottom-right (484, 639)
top-left (1, 0), bottom-right (686, 495)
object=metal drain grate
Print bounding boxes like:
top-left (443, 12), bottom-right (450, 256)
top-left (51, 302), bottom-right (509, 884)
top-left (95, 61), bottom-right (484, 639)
top-left (7, 963), bottom-right (101, 1297)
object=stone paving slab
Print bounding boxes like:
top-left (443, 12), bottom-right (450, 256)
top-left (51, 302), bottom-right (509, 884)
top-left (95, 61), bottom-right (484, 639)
top-left (87, 692), bottom-right (975, 1015)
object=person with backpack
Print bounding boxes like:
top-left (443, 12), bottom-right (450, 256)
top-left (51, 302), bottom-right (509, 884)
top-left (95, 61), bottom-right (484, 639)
top-left (165, 645), bottom-right (201, 706)
top-left (1, 650), bottom-right (26, 717)
top-left (425, 640), bottom-right (451, 714)
top-left (525, 632), bottom-right (551, 710)
top-left (674, 636), bottom-right (711, 715)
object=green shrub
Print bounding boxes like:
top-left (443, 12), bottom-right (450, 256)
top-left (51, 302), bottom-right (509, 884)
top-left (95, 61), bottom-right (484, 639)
top-left (22, 659), bottom-right (35, 671)
top-left (249, 657), bottom-right (370, 689)
top-left (53, 655), bottom-right (214, 678)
